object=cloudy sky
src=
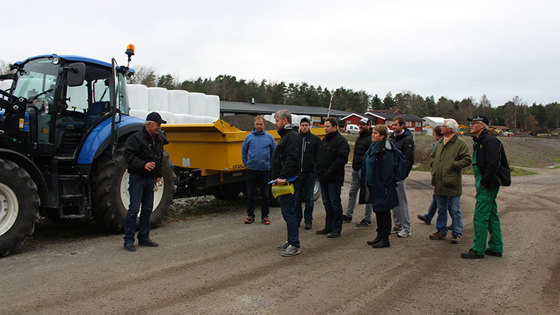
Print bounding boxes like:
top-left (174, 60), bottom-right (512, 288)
top-left (2, 0), bottom-right (559, 106)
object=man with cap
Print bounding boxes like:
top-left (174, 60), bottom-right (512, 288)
top-left (294, 117), bottom-right (321, 230)
top-left (342, 117), bottom-right (373, 227)
top-left (462, 115), bottom-right (510, 259)
top-left (123, 112), bottom-right (169, 251)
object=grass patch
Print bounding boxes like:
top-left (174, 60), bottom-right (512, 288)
top-left (411, 166), bottom-right (536, 177)
top-left (511, 167), bottom-right (537, 176)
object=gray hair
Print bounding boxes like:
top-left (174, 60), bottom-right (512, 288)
top-left (443, 118), bottom-right (459, 133)
top-left (274, 109), bottom-right (292, 123)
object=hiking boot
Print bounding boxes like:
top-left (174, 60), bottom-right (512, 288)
top-left (485, 249), bottom-right (503, 257)
top-left (355, 219), bottom-right (371, 227)
top-left (138, 238), bottom-right (159, 247)
top-left (390, 226), bottom-right (401, 234)
top-left (451, 234), bottom-right (462, 244)
top-left (397, 230), bottom-right (411, 238)
top-left (447, 224), bottom-right (453, 230)
top-left (372, 238), bottom-right (390, 248)
top-left (276, 242), bottom-right (290, 250)
top-left (316, 228), bottom-right (331, 235)
top-left (123, 243), bottom-right (136, 252)
top-left (429, 231), bottom-right (446, 240)
top-left (304, 222), bottom-right (312, 230)
top-left (327, 231), bottom-right (341, 238)
top-left (342, 215), bottom-right (352, 223)
top-left (244, 216), bottom-right (255, 224)
top-left (262, 217), bottom-right (270, 225)
top-left (461, 249), bottom-right (484, 259)
top-left (281, 245), bottom-right (301, 257)
top-left (417, 214), bottom-right (430, 225)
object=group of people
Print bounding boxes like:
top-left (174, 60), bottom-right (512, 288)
top-left (122, 110), bottom-right (509, 261)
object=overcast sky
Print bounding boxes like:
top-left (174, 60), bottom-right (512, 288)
top-left (2, 0), bottom-right (559, 106)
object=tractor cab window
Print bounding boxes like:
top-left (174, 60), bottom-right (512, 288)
top-left (12, 59), bottom-right (58, 109)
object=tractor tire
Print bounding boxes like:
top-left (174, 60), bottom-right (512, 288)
top-left (0, 159), bottom-right (40, 257)
top-left (92, 146), bottom-right (175, 233)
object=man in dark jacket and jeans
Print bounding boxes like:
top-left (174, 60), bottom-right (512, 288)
top-left (315, 117), bottom-right (350, 238)
top-left (343, 117), bottom-right (373, 226)
top-left (462, 115), bottom-right (510, 259)
top-left (294, 117), bottom-right (320, 230)
top-left (272, 109), bottom-right (302, 256)
top-left (123, 112), bottom-right (168, 251)
top-left (389, 116), bottom-right (414, 238)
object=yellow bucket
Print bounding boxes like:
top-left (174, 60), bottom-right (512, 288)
top-left (271, 183), bottom-right (295, 198)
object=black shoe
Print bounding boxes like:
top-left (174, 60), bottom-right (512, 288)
top-left (461, 249), bottom-right (484, 259)
top-left (342, 215), bottom-right (352, 223)
top-left (327, 231), bottom-right (341, 238)
top-left (123, 243), bottom-right (136, 251)
top-left (417, 214), bottom-right (430, 225)
top-left (372, 239), bottom-right (390, 248)
top-left (138, 238), bottom-right (159, 247)
top-left (485, 249), bottom-right (503, 257)
top-left (304, 222), bottom-right (312, 230)
top-left (367, 235), bottom-right (381, 246)
top-left (316, 228), bottom-right (331, 235)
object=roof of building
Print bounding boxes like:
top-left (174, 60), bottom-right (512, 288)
top-left (221, 101), bottom-right (352, 118)
top-left (365, 111), bottom-right (423, 122)
top-left (340, 113), bottom-right (368, 121)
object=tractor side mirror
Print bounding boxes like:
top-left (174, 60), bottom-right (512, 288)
top-left (67, 63), bottom-right (85, 87)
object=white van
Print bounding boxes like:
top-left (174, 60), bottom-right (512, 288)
top-left (346, 124), bottom-right (359, 134)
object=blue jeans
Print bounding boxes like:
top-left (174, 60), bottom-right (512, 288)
top-left (245, 170), bottom-right (270, 219)
top-left (294, 171), bottom-right (315, 224)
top-left (435, 195), bottom-right (462, 236)
top-left (279, 193), bottom-right (300, 248)
top-left (423, 193), bottom-right (452, 223)
top-left (320, 182), bottom-right (343, 233)
top-left (345, 169), bottom-right (373, 222)
top-left (124, 174), bottom-right (155, 244)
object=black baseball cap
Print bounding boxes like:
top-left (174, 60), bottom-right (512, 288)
top-left (146, 112), bottom-right (167, 125)
top-left (300, 117), bottom-right (311, 124)
top-left (467, 114), bottom-right (489, 125)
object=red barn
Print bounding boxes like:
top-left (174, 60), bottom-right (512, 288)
top-left (364, 110), bottom-right (423, 133)
top-left (341, 113), bottom-right (369, 128)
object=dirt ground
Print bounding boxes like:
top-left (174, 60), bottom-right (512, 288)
top-left (1, 166), bottom-right (559, 314)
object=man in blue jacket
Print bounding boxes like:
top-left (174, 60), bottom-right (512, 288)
top-left (242, 116), bottom-right (276, 224)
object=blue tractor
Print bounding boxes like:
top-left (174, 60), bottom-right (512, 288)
top-left (0, 47), bottom-right (175, 256)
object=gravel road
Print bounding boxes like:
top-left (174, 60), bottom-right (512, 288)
top-left (2, 167), bottom-right (559, 314)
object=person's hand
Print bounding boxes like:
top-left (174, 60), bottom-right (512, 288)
top-left (144, 162), bottom-right (155, 171)
top-left (275, 178), bottom-right (287, 186)
top-left (156, 177), bottom-right (163, 185)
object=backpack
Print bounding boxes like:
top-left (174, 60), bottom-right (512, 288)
top-left (496, 141), bottom-right (511, 186)
top-left (393, 147), bottom-right (408, 182)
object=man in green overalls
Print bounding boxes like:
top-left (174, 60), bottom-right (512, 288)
top-left (461, 115), bottom-right (511, 259)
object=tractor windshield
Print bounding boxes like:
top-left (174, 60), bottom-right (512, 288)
top-left (12, 58), bottom-right (58, 104)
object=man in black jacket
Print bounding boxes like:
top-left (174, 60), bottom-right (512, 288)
top-left (315, 117), bottom-right (350, 238)
top-left (390, 116), bottom-right (414, 238)
top-left (294, 117), bottom-right (321, 230)
top-left (462, 115), bottom-right (510, 259)
top-left (272, 110), bottom-right (303, 257)
top-left (123, 112), bottom-right (168, 251)
top-left (343, 118), bottom-right (373, 227)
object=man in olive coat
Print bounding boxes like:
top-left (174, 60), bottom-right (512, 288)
top-left (429, 118), bottom-right (471, 244)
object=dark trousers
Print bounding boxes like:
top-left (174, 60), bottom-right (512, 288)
top-left (279, 193), bottom-right (300, 248)
top-left (320, 182), bottom-right (343, 233)
top-left (245, 170), bottom-right (270, 219)
top-left (375, 211), bottom-right (392, 237)
top-left (124, 174), bottom-right (155, 244)
top-left (294, 171), bottom-right (315, 224)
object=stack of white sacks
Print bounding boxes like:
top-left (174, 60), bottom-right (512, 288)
top-left (127, 84), bottom-right (219, 124)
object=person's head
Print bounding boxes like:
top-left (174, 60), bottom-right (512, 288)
top-left (392, 116), bottom-right (405, 133)
top-left (358, 118), bottom-right (370, 133)
top-left (254, 115), bottom-right (265, 132)
top-left (274, 109), bottom-right (292, 130)
top-left (468, 114), bottom-right (489, 137)
top-left (441, 118), bottom-right (459, 136)
top-left (433, 125), bottom-right (443, 139)
top-left (145, 112), bottom-right (166, 136)
top-left (324, 117), bottom-right (338, 134)
top-left (371, 124), bottom-right (389, 143)
top-left (300, 117), bottom-right (311, 134)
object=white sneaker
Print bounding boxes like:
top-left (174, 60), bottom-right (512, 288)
top-left (281, 245), bottom-right (301, 257)
top-left (397, 230), bottom-right (411, 238)
top-left (391, 226), bottom-right (401, 234)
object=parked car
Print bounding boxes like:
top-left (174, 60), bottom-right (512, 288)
top-left (346, 124), bottom-right (359, 134)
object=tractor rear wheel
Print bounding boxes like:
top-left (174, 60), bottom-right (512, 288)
top-left (0, 159), bottom-right (40, 257)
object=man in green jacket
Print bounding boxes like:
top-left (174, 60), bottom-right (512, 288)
top-left (429, 119), bottom-right (471, 244)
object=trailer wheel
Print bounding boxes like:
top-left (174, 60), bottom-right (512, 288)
top-left (313, 179), bottom-right (321, 201)
top-left (0, 159), bottom-right (40, 257)
top-left (92, 146), bottom-right (175, 233)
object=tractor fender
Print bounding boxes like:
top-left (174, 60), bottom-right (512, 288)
top-left (0, 149), bottom-right (49, 207)
top-left (77, 115), bottom-right (145, 165)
